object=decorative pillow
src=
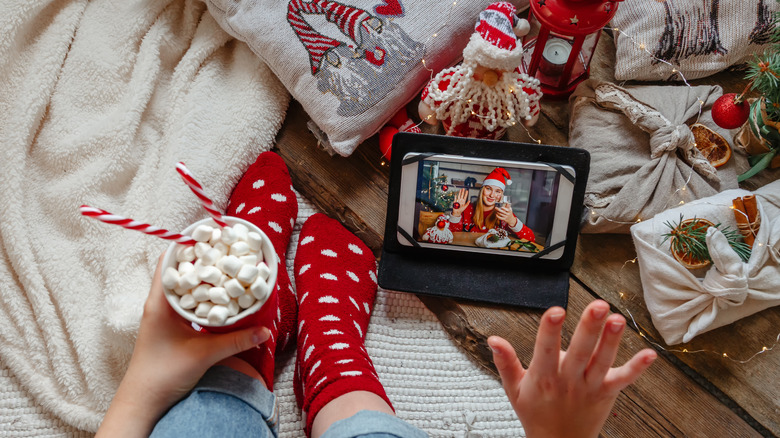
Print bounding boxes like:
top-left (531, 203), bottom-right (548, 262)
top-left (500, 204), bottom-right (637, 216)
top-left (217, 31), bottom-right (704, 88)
top-left (611, 0), bottom-right (779, 81)
top-left (204, 0), bottom-right (529, 156)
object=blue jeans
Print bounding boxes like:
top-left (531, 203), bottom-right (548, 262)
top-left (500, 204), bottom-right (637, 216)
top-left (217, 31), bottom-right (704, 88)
top-left (151, 366), bottom-right (428, 438)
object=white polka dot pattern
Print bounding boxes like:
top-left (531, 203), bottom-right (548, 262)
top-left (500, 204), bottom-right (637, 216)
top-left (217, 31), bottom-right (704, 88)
top-left (253, 179), bottom-right (265, 188)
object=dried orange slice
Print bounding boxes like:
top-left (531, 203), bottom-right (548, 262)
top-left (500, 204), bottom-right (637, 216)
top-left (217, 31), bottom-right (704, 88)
top-left (670, 218), bottom-right (714, 269)
top-left (691, 123), bottom-right (731, 168)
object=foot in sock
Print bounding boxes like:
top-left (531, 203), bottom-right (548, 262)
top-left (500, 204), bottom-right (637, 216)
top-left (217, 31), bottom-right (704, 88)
top-left (292, 213), bottom-right (393, 435)
top-left (226, 151), bottom-right (298, 388)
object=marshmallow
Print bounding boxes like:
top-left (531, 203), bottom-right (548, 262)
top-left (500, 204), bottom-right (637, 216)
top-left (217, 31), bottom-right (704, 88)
top-left (213, 242), bottom-right (229, 257)
top-left (162, 267), bottom-right (180, 290)
top-left (218, 274), bottom-right (229, 287)
top-left (192, 224), bottom-right (214, 242)
top-left (238, 292), bottom-right (256, 309)
top-left (229, 241), bottom-right (251, 257)
top-left (201, 248), bottom-right (221, 266)
top-left (176, 245), bottom-right (196, 263)
top-left (209, 227), bottom-right (222, 245)
top-left (199, 266), bottom-right (222, 285)
top-left (173, 287), bottom-right (189, 296)
top-left (179, 294), bottom-right (197, 310)
top-left (192, 284), bottom-right (211, 302)
top-left (195, 302), bottom-right (213, 318)
top-left (179, 270), bottom-right (201, 290)
top-left (239, 255), bottom-right (258, 267)
top-left (236, 264), bottom-right (259, 286)
top-left (178, 261), bottom-right (195, 275)
top-left (207, 305), bottom-right (230, 325)
top-left (194, 242), bottom-right (211, 259)
top-left (221, 226), bottom-right (238, 245)
top-left (208, 287), bottom-right (230, 305)
top-left (219, 255), bottom-right (243, 278)
top-left (227, 300), bottom-right (240, 317)
top-left (250, 278), bottom-right (271, 301)
top-left (247, 232), bottom-right (263, 252)
top-left (233, 223), bottom-right (249, 242)
top-left (224, 278), bottom-right (245, 298)
top-left (256, 262), bottom-right (272, 282)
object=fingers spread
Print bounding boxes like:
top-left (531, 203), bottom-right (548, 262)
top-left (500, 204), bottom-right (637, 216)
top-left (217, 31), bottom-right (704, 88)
top-left (603, 348), bottom-right (657, 394)
top-left (584, 314), bottom-right (625, 387)
top-left (560, 300), bottom-right (609, 379)
top-left (489, 336), bottom-right (526, 398)
top-left (527, 307), bottom-right (565, 378)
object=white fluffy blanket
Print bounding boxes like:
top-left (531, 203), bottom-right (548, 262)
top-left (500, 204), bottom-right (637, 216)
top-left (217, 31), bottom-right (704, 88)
top-left (0, 0), bottom-right (289, 431)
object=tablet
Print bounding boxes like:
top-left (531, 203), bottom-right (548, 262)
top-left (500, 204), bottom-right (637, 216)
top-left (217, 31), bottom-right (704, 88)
top-left (378, 133), bottom-right (590, 310)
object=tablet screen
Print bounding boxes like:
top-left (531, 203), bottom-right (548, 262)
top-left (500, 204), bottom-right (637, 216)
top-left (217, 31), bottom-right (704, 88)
top-left (397, 153), bottom-right (575, 260)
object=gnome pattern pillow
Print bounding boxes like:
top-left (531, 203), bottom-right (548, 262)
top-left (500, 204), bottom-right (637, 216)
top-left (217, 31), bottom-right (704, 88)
top-left (203, 0), bottom-right (529, 156)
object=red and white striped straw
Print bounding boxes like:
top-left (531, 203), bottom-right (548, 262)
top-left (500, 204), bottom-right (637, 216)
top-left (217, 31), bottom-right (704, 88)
top-left (175, 162), bottom-right (228, 227)
top-left (79, 205), bottom-right (197, 245)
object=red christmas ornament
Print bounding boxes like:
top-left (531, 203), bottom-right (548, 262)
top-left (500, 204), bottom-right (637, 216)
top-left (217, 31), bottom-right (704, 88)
top-left (711, 93), bottom-right (750, 129)
top-left (442, 184), bottom-right (448, 191)
top-left (453, 202), bottom-right (461, 210)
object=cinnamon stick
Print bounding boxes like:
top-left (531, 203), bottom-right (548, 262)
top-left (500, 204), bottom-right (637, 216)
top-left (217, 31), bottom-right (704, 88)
top-left (732, 196), bottom-right (757, 247)
top-left (743, 195), bottom-right (758, 223)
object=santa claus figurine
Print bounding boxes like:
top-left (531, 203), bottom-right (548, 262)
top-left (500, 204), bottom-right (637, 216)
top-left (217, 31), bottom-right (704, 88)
top-left (422, 215), bottom-right (454, 244)
top-left (419, 2), bottom-right (542, 139)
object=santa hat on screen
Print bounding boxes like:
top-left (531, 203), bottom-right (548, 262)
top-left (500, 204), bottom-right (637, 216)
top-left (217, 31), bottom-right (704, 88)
top-left (462, 2), bottom-right (530, 72)
top-left (483, 167), bottom-right (512, 190)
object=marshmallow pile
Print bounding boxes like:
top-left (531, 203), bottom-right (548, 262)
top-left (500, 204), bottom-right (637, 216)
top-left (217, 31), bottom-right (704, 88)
top-left (162, 222), bottom-right (272, 326)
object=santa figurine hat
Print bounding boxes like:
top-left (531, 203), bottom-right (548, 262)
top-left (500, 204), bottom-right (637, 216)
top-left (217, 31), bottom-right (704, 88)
top-left (462, 2), bottom-right (530, 72)
top-left (482, 167), bottom-right (512, 190)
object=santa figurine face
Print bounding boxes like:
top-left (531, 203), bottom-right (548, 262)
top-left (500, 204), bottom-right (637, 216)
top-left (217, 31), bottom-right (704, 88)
top-left (481, 185), bottom-right (504, 208)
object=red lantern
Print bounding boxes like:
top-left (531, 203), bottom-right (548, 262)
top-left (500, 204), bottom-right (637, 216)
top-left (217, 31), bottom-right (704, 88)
top-left (520, 0), bottom-right (621, 98)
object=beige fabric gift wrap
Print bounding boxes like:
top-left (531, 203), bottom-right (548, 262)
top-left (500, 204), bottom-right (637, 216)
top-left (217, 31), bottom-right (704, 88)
top-left (569, 80), bottom-right (749, 233)
top-left (630, 180), bottom-right (780, 345)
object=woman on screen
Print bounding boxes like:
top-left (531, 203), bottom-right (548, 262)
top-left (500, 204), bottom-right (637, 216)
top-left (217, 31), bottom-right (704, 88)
top-left (448, 168), bottom-right (535, 242)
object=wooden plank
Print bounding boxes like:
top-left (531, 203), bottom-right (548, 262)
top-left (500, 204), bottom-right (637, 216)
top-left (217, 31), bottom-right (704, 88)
top-left (419, 278), bottom-right (761, 437)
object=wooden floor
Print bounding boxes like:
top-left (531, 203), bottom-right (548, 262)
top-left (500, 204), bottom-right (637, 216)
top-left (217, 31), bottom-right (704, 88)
top-left (275, 33), bottom-right (779, 437)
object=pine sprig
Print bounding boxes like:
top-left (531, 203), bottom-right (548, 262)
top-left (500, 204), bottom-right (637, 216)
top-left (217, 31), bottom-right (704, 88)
top-left (661, 215), bottom-right (752, 264)
top-left (745, 0), bottom-right (780, 121)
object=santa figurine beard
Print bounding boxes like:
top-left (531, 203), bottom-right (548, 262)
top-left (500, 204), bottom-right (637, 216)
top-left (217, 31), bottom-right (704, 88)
top-left (418, 2), bottom-right (543, 140)
top-left (420, 61), bottom-right (541, 136)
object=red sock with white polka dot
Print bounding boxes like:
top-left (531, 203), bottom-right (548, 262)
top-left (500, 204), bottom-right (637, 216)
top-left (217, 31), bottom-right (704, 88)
top-left (293, 213), bottom-right (392, 436)
top-left (227, 151), bottom-right (298, 389)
